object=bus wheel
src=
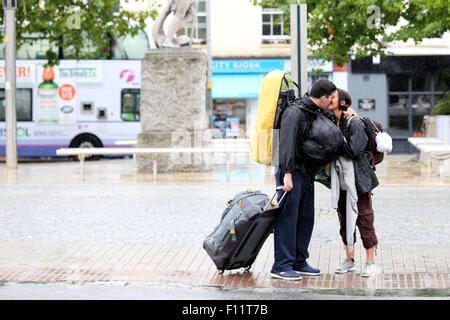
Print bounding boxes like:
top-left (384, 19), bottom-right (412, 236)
top-left (70, 134), bottom-right (103, 161)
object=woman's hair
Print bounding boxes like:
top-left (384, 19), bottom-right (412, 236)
top-left (338, 89), bottom-right (352, 110)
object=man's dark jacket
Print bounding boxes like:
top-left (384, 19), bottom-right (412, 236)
top-left (278, 93), bottom-right (325, 176)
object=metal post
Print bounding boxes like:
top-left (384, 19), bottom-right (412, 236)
top-left (290, 3), bottom-right (308, 96)
top-left (78, 154), bottom-right (85, 181)
top-left (152, 153), bottom-right (157, 183)
top-left (225, 152), bottom-right (231, 182)
top-left (4, 0), bottom-right (17, 169)
top-left (408, 77), bottom-right (413, 137)
top-left (248, 152), bottom-right (253, 182)
top-left (206, 0), bottom-right (213, 128)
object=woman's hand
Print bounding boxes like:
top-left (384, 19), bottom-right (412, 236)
top-left (343, 107), bottom-right (356, 119)
top-left (283, 173), bottom-right (293, 192)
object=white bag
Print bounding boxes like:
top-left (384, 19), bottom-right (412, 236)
top-left (375, 131), bottom-right (393, 153)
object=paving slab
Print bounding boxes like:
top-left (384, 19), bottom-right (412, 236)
top-left (0, 241), bottom-right (448, 290)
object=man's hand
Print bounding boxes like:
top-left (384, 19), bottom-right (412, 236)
top-left (283, 173), bottom-right (293, 192)
top-left (343, 107), bottom-right (356, 119)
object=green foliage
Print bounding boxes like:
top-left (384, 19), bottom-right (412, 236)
top-left (252, 0), bottom-right (450, 66)
top-left (432, 94), bottom-right (450, 116)
top-left (431, 70), bottom-right (450, 115)
top-left (439, 69), bottom-right (450, 92)
top-left (0, 0), bottom-right (159, 66)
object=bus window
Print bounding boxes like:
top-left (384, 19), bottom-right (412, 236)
top-left (0, 36), bottom-right (59, 60)
top-left (0, 30), bottom-right (149, 60)
top-left (0, 89), bottom-right (32, 121)
top-left (0, 90), bottom-right (4, 120)
top-left (121, 89), bottom-right (140, 121)
top-left (113, 30), bottom-right (149, 60)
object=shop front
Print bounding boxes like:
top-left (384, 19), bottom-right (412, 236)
top-left (211, 59), bottom-right (286, 139)
top-left (210, 58), bottom-right (334, 139)
top-left (349, 55), bottom-right (450, 153)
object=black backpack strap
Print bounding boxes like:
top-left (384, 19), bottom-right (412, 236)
top-left (274, 75), bottom-right (299, 128)
top-left (282, 75), bottom-right (289, 88)
top-left (359, 117), bottom-right (380, 170)
top-left (282, 73), bottom-right (300, 91)
top-left (361, 117), bottom-right (375, 136)
top-left (296, 103), bottom-right (318, 116)
top-left (274, 89), bottom-right (296, 129)
top-left (294, 102), bottom-right (318, 144)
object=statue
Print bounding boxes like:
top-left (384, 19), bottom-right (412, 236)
top-left (152, 0), bottom-right (197, 48)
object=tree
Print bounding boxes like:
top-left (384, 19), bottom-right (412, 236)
top-left (0, 0), bottom-right (159, 66)
top-left (252, 0), bottom-right (450, 66)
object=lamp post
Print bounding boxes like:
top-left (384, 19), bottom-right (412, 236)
top-left (206, 0), bottom-right (213, 130)
top-left (290, 2), bottom-right (308, 96)
top-left (3, 0), bottom-right (17, 169)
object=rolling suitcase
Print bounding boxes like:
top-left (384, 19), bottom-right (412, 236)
top-left (203, 186), bottom-right (287, 273)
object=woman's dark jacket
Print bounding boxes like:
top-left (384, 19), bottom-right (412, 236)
top-left (339, 115), bottom-right (379, 195)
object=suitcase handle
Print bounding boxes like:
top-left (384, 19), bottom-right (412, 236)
top-left (264, 186), bottom-right (288, 210)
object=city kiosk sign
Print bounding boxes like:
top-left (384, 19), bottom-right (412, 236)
top-left (212, 59), bottom-right (286, 74)
top-left (212, 58), bottom-right (333, 75)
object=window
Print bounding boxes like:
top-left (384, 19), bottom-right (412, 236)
top-left (112, 30), bottom-right (149, 60)
top-left (412, 95), bottom-right (432, 132)
top-left (308, 74), bottom-right (333, 92)
top-left (388, 72), bottom-right (445, 137)
top-left (177, 0), bottom-right (207, 44)
top-left (388, 74), bottom-right (409, 92)
top-left (212, 99), bottom-right (246, 138)
top-left (121, 89), bottom-right (140, 121)
top-left (0, 30), bottom-right (149, 60)
top-left (0, 35), bottom-right (59, 60)
top-left (388, 94), bottom-right (409, 135)
top-left (0, 89), bottom-right (32, 121)
top-left (262, 8), bottom-right (289, 40)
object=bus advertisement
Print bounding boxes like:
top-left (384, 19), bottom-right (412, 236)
top-left (0, 59), bottom-right (142, 157)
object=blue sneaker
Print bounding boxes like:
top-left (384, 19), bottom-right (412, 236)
top-left (270, 269), bottom-right (302, 281)
top-left (294, 264), bottom-right (321, 276)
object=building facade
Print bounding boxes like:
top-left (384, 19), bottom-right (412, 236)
top-left (348, 52), bottom-right (450, 152)
top-left (205, 0), bottom-right (340, 139)
top-left (136, 0), bottom-right (450, 152)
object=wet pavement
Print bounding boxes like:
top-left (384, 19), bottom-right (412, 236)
top-left (1, 154), bottom-right (449, 186)
top-left (0, 154), bottom-right (449, 299)
top-left (0, 282), bottom-right (448, 300)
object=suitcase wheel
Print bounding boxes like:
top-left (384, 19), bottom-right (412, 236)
top-left (244, 266), bottom-right (251, 272)
top-left (217, 269), bottom-right (225, 274)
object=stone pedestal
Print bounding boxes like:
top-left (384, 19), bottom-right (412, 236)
top-left (137, 48), bottom-right (212, 173)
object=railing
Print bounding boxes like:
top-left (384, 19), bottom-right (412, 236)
top-left (56, 147), bottom-right (252, 182)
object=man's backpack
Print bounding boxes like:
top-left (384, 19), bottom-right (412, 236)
top-left (296, 102), bottom-right (344, 167)
top-left (250, 70), bottom-right (298, 166)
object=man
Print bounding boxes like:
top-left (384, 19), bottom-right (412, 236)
top-left (271, 78), bottom-right (354, 281)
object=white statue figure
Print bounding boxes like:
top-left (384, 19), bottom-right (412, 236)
top-left (152, 0), bottom-right (197, 48)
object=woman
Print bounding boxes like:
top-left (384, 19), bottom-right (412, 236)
top-left (329, 89), bottom-right (379, 277)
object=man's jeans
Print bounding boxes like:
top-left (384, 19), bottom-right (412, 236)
top-left (273, 168), bottom-right (315, 272)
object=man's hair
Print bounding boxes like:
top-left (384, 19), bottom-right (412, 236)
top-left (338, 88), bottom-right (352, 107)
top-left (310, 78), bottom-right (337, 98)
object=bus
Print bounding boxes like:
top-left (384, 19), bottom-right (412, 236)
top-left (0, 29), bottom-right (150, 158)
